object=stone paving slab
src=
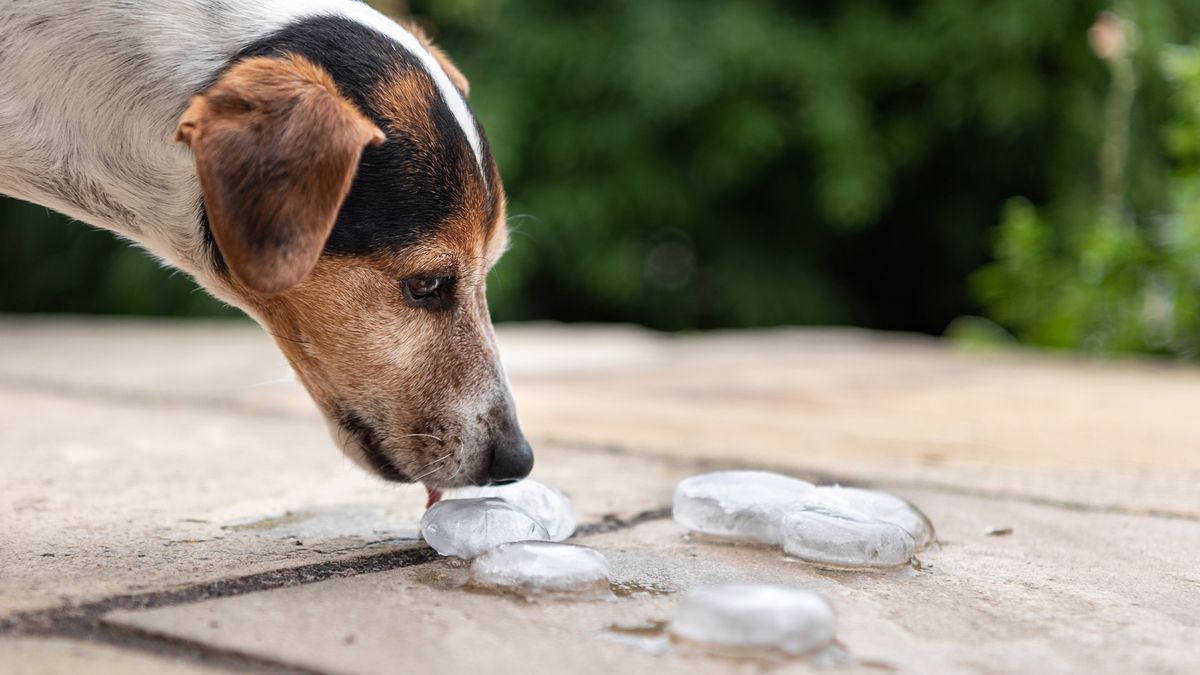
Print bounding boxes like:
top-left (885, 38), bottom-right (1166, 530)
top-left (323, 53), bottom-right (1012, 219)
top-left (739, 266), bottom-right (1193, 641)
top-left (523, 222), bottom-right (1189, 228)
top-left (3, 318), bottom-right (1200, 674)
top-left (103, 489), bottom-right (1200, 675)
top-left (514, 331), bottom-right (1200, 518)
top-left (0, 383), bottom-right (689, 615)
top-left (0, 319), bottom-right (666, 415)
top-left (2, 319), bottom-right (1197, 518)
top-left (0, 638), bottom-right (225, 675)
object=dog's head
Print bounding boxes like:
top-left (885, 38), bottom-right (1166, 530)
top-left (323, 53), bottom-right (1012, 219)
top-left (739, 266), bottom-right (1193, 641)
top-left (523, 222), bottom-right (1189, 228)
top-left (174, 17), bottom-right (531, 488)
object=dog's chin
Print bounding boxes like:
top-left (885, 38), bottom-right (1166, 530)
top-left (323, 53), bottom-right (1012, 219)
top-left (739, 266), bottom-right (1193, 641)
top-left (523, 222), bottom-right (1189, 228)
top-left (333, 425), bottom-right (482, 490)
top-left (326, 411), bottom-right (412, 484)
top-left (323, 408), bottom-right (493, 490)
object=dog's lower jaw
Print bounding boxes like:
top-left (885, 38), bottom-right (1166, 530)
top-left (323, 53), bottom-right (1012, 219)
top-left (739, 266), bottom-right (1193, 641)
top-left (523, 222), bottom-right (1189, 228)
top-left (325, 411), bottom-right (412, 484)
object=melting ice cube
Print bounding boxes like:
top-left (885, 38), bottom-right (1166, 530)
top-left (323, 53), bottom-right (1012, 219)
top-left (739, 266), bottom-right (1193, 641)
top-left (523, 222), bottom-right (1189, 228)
top-left (471, 541), bottom-right (610, 596)
top-left (780, 507), bottom-right (915, 568)
top-left (448, 479), bottom-right (576, 541)
top-left (672, 471), bottom-right (933, 568)
top-left (809, 485), bottom-right (933, 548)
top-left (420, 498), bottom-right (549, 559)
top-left (669, 584), bottom-right (836, 656)
top-left (672, 471), bottom-right (816, 545)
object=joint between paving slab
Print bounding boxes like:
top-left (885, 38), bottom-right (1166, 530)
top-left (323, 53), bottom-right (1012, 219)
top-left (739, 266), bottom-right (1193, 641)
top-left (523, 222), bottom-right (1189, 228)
top-left (0, 509), bottom-right (673, 673)
top-left (81, 622), bottom-right (329, 675)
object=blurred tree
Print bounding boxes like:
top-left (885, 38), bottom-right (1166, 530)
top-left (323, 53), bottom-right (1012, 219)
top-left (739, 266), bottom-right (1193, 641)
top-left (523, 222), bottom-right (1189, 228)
top-left (972, 16), bottom-right (1200, 359)
top-left (409, 0), bottom-right (1198, 331)
top-left (1, 0), bottom-right (1198, 339)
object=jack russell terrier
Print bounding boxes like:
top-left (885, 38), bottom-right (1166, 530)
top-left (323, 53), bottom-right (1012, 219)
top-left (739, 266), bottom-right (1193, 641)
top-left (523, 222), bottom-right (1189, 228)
top-left (0, 0), bottom-right (533, 496)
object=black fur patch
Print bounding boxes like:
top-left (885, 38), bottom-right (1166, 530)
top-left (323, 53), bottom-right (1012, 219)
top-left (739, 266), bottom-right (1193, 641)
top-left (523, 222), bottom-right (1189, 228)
top-left (338, 408), bottom-right (411, 483)
top-left (233, 15), bottom-right (492, 256)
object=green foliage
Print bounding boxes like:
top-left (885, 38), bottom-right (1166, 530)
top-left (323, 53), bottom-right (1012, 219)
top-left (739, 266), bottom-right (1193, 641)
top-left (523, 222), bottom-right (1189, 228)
top-left (0, 202), bottom-right (237, 316)
top-left (2, 1), bottom-right (1199, 339)
top-left (974, 33), bottom-right (1200, 358)
top-left (414, 0), bottom-right (1200, 331)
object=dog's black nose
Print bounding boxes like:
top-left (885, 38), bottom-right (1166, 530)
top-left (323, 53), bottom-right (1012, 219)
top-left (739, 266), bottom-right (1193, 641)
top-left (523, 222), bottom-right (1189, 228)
top-left (487, 437), bottom-right (534, 485)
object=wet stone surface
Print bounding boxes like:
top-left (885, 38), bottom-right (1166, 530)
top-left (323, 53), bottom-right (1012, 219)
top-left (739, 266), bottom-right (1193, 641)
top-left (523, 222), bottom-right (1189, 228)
top-left (6, 320), bottom-right (1200, 675)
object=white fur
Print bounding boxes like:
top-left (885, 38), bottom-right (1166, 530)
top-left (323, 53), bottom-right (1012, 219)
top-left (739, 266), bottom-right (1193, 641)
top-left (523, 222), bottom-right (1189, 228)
top-left (0, 0), bottom-right (481, 302)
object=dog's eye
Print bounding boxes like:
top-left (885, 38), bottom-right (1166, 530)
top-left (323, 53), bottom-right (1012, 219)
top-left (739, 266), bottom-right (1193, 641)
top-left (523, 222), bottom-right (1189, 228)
top-left (406, 277), bottom-right (442, 299)
top-left (402, 276), bottom-right (454, 309)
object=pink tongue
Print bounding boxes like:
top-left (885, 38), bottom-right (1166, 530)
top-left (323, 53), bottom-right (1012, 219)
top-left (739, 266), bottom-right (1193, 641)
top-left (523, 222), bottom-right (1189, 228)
top-left (425, 487), bottom-right (443, 509)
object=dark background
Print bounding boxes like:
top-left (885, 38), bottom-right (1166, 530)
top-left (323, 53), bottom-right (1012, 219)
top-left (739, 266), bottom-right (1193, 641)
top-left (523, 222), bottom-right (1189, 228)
top-left (2, 0), bottom-right (1199, 354)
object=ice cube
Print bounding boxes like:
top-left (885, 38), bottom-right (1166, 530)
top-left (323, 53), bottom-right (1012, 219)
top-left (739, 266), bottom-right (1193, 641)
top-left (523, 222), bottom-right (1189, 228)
top-left (672, 471), bottom-right (815, 545)
top-left (809, 486), bottom-right (933, 548)
top-left (420, 498), bottom-right (549, 559)
top-left (673, 472), bottom-right (933, 568)
top-left (448, 479), bottom-right (576, 541)
top-left (669, 584), bottom-right (836, 656)
top-left (471, 541), bottom-right (610, 596)
top-left (780, 507), bottom-right (916, 568)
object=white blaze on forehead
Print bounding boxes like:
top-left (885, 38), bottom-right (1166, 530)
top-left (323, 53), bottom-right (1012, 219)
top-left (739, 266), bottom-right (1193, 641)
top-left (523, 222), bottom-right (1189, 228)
top-left (278, 0), bottom-right (486, 180)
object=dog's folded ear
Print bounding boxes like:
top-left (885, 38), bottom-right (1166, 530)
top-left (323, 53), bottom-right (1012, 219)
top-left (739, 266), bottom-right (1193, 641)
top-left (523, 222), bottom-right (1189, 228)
top-left (176, 54), bottom-right (385, 296)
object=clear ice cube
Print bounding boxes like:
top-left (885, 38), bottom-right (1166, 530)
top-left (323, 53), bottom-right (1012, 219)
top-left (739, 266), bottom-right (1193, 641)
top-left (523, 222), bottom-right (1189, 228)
top-left (669, 584), bottom-right (836, 656)
top-left (420, 498), bottom-right (549, 559)
top-left (809, 485), bottom-right (933, 548)
top-left (780, 506), bottom-right (916, 568)
top-left (471, 541), bottom-right (610, 596)
top-left (672, 472), bottom-right (933, 568)
top-left (448, 479), bottom-right (576, 541)
top-left (672, 471), bottom-right (816, 545)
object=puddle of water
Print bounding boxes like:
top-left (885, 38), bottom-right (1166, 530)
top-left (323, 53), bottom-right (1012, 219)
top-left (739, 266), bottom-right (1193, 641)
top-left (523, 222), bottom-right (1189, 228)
top-left (414, 561), bottom-right (675, 604)
top-left (609, 580), bottom-right (675, 599)
top-left (411, 563), bottom-right (471, 592)
top-left (225, 511), bottom-right (310, 532)
top-left (604, 621), bottom-right (671, 655)
top-left (799, 554), bottom-right (930, 576)
top-left (609, 620), bottom-right (669, 638)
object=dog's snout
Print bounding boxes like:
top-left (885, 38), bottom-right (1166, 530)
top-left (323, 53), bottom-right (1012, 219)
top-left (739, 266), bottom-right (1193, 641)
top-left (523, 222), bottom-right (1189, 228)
top-left (486, 435), bottom-right (534, 486)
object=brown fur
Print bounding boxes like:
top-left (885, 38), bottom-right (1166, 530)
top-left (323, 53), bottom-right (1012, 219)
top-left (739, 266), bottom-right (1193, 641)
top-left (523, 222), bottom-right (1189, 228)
top-left (371, 69), bottom-right (504, 245)
top-left (251, 224), bottom-right (509, 484)
top-left (179, 48), bottom-right (517, 487)
top-left (401, 21), bottom-right (471, 97)
top-left (176, 54), bottom-right (386, 296)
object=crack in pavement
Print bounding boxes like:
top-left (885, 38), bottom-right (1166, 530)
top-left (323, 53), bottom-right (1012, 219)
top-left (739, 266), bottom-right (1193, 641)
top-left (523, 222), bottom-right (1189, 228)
top-left (0, 509), bottom-right (672, 675)
top-left (0, 547), bottom-right (439, 674)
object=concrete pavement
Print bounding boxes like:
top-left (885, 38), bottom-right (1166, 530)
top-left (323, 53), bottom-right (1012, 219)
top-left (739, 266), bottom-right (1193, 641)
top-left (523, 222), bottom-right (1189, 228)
top-left (1, 318), bottom-right (1198, 674)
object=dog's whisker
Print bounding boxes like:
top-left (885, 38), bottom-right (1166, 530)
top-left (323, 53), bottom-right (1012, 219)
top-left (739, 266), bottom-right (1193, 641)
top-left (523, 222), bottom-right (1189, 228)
top-left (268, 331), bottom-right (312, 347)
top-left (411, 453), bottom-right (453, 482)
top-left (412, 462), bottom-right (446, 483)
top-left (397, 433), bottom-right (444, 442)
top-left (239, 376), bottom-right (295, 389)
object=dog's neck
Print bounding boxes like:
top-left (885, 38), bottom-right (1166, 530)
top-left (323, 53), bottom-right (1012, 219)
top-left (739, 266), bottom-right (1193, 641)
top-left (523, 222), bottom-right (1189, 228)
top-left (0, 0), bottom-right (458, 303)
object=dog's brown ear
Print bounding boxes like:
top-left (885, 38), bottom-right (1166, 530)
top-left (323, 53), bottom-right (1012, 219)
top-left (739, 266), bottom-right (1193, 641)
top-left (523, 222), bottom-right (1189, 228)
top-left (176, 54), bottom-right (386, 296)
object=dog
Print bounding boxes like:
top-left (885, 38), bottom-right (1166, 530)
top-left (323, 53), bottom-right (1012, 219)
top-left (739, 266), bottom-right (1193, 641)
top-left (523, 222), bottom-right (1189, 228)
top-left (0, 0), bottom-right (533, 495)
